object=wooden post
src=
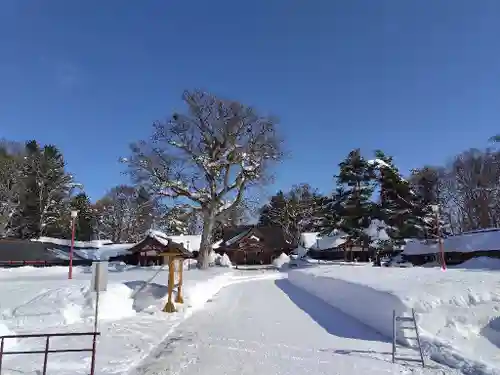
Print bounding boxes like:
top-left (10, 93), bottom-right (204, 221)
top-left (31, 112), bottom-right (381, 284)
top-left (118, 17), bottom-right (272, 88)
top-left (175, 258), bottom-right (184, 303)
top-left (163, 256), bottom-right (176, 313)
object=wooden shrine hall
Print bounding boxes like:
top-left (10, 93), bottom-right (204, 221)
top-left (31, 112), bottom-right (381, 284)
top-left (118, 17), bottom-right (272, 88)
top-left (109, 232), bottom-right (193, 266)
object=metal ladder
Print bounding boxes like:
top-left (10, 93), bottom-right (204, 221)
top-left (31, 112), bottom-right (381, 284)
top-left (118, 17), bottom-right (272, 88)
top-left (392, 309), bottom-right (425, 368)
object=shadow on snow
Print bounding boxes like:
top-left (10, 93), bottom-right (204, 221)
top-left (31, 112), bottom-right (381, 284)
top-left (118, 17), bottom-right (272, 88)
top-left (274, 279), bottom-right (389, 343)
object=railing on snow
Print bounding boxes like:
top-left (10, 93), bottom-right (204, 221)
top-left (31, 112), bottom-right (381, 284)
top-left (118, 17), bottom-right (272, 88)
top-left (0, 331), bottom-right (100, 375)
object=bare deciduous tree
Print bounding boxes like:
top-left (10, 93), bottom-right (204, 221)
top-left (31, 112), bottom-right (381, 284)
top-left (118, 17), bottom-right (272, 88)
top-left (94, 185), bottom-right (161, 242)
top-left (441, 148), bottom-right (500, 232)
top-left (124, 90), bottom-right (283, 268)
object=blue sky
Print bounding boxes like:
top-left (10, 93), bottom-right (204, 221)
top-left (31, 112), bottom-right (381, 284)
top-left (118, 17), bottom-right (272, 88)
top-left (1, 1), bottom-right (500, 201)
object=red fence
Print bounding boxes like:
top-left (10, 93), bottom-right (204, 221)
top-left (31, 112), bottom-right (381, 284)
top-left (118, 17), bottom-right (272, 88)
top-left (0, 331), bottom-right (100, 375)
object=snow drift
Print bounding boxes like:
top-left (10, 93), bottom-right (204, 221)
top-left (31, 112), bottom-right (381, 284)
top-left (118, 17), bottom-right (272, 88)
top-left (289, 265), bottom-right (500, 374)
top-left (272, 253), bottom-right (291, 269)
top-left (0, 266), bottom-right (235, 375)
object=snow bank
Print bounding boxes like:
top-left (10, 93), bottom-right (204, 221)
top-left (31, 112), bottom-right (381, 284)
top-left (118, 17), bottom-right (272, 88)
top-left (84, 283), bottom-right (136, 320)
top-left (289, 266), bottom-right (500, 374)
top-left (451, 256), bottom-right (500, 270)
top-left (183, 273), bottom-right (235, 311)
top-left (0, 266), bottom-right (235, 375)
top-left (218, 253), bottom-right (232, 267)
top-left (272, 253), bottom-right (291, 269)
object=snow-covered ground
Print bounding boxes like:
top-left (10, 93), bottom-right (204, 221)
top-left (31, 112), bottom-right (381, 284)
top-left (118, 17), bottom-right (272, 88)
top-left (133, 277), bottom-right (454, 375)
top-left (0, 265), bottom-right (237, 375)
top-left (1, 259), bottom-right (495, 374)
top-left (289, 263), bottom-right (500, 375)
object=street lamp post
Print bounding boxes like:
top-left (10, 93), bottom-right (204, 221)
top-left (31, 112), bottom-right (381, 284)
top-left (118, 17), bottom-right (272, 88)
top-left (431, 205), bottom-right (446, 271)
top-left (69, 210), bottom-right (78, 280)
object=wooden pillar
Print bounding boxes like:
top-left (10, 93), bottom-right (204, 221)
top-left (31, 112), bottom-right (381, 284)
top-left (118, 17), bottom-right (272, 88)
top-left (175, 258), bottom-right (184, 303)
top-left (163, 256), bottom-right (176, 313)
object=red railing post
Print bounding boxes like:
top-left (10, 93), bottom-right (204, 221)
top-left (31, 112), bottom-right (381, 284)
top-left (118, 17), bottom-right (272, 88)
top-left (0, 337), bottom-right (4, 373)
top-left (42, 336), bottom-right (50, 375)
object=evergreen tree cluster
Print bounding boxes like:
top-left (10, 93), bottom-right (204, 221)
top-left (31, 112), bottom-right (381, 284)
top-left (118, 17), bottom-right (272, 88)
top-left (258, 184), bottom-right (325, 245)
top-left (0, 140), bottom-right (81, 239)
top-left (258, 148), bottom-right (442, 250)
top-left (0, 139), bottom-right (198, 242)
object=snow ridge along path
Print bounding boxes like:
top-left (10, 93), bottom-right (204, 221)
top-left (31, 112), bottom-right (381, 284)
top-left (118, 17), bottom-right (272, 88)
top-left (131, 275), bottom-right (458, 375)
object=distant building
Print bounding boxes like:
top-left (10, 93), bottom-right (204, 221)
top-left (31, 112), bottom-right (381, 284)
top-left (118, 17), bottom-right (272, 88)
top-left (109, 230), bottom-right (193, 266)
top-left (216, 226), bottom-right (294, 265)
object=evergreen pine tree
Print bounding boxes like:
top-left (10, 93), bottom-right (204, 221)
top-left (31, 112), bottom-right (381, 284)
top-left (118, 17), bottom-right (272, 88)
top-left (17, 140), bottom-right (42, 238)
top-left (258, 191), bottom-right (287, 227)
top-left (0, 144), bottom-right (22, 237)
top-left (371, 150), bottom-right (420, 247)
top-left (409, 166), bottom-right (446, 240)
top-left (16, 141), bottom-right (77, 238)
top-left (333, 149), bottom-right (376, 256)
top-left (319, 187), bottom-right (346, 236)
top-left (69, 193), bottom-right (94, 241)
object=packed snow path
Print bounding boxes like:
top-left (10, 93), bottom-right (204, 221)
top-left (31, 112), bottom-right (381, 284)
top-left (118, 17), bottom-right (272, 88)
top-left (133, 277), bottom-right (457, 375)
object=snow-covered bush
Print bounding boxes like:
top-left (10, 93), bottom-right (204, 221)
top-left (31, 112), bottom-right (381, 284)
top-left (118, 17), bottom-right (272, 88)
top-left (218, 253), bottom-right (232, 267)
top-left (273, 253), bottom-right (291, 270)
top-left (208, 250), bottom-right (219, 266)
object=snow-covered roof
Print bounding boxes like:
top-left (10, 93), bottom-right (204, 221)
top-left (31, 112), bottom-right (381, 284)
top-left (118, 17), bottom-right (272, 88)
top-left (225, 228), bottom-right (252, 246)
top-left (33, 237), bottom-right (115, 249)
top-left (403, 229), bottom-right (500, 255)
top-left (311, 234), bottom-right (347, 250)
top-left (299, 232), bottom-right (319, 249)
top-left (167, 235), bottom-right (202, 252)
top-left (306, 220), bottom-right (390, 251)
top-left (145, 230), bottom-right (202, 252)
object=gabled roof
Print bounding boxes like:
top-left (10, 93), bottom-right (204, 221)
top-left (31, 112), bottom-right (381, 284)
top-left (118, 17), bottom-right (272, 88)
top-left (221, 225), bottom-right (291, 250)
top-left (126, 231), bottom-right (193, 258)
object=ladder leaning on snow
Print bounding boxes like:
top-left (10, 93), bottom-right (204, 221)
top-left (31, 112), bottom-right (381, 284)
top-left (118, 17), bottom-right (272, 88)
top-left (392, 309), bottom-right (425, 368)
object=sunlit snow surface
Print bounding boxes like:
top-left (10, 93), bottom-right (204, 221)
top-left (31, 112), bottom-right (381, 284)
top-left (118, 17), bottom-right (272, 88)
top-left (0, 262), bottom-right (489, 375)
top-left (290, 263), bottom-right (500, 375)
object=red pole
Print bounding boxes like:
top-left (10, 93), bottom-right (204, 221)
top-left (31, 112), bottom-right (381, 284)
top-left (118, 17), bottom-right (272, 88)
top-left (69, 217), bottom-right (76, 279)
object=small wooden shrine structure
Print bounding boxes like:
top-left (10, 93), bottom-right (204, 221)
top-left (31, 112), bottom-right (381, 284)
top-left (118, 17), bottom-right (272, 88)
top-left (117, 232), bottom-right (193, 313)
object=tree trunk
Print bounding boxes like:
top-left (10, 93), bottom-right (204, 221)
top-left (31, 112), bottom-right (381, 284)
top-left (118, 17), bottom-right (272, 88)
top-left (198, 209), bottom-right (216, 269)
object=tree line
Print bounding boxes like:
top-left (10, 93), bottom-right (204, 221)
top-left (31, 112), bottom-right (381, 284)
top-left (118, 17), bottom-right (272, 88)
top-left (258, 144), bottom-right (500, 252)
top-left (0, 140), bottom-right (199, 242)
top-left (2, 88), bottom-right (498, 269)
